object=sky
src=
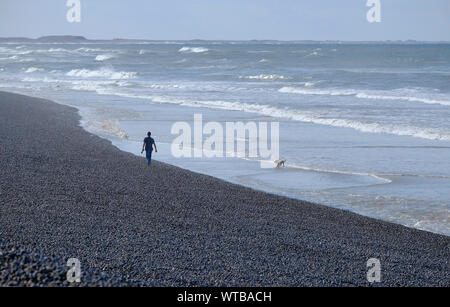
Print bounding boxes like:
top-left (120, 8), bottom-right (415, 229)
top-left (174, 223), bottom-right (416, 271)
top-left (0, 0), bottom-right (449, 41)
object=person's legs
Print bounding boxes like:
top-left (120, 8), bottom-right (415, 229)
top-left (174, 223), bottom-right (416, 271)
top-left (146, 150), bottom-right (153, 166)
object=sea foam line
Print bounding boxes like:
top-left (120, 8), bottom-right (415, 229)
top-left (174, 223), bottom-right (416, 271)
top-left (285, 162), bottom-right (392, 184)
top-left (66, 68), bottom-right (137, 80)
top-left (279, 87), bottom-right (450, 107)
top-left (94, 90), bottom-right (450, 141)
top-left (239, 74), bottom-right (291, 80)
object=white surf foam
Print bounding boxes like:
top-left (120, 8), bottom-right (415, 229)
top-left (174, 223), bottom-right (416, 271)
top-left (355, 92), bottom-right (450, 107)
top-left (69, 80), bottom-right (133, 92)
top-left (5, 49), bottom-right (33, 55)
top-left (239, 74), bottom-right (291, 80)
top-left (95, 54), bottom-right (115, 61)
top-left (0, 47), bottom-right (32, 55)
top-left (22, 77), bottom-right (46, 82)
top-left (144, 96), bottom-right (450, 141)
top-left (48, 48), bottom-right (71, 53)
top-left (75, 47), bottom-right (106, 53)
top-left (279, 87), bottom-right (356, 96)
top-left (285, 162), bottom-right (392, 184)
top-left (303, 81), bottom-right (319, 88)
top-left (18, 58), bottom-right (35, 63)
top-left (92, 88), bottom-right (450, 141)
top-left (24, 48), bottom-right (75, 54)
top-left (66, 68), bottom-right (137, 80)
top-left (83, 119), bottom-right (128, 140)
top-left (179, 47), bottom-right (209, 53)
top-left (146, 84), bottom-right (183, 89)
top-left (0, 55), bottom-right (34, 62)
top-left (24, 67), bottom-right (44, 73)
top-left (306, 51), bottom-right (322, 57)
top-left (279, 87), bottom-right (450, 107)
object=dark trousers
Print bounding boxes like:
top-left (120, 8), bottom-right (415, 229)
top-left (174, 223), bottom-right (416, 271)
top-left (146, 150), bottom-right (153, 166)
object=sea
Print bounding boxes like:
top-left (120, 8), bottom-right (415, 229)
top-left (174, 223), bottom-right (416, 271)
top-left (0, 41), bottom-right (449, 236)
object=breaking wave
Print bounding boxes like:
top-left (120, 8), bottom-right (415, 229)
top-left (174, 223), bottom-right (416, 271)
top-left (24, 67), bottom-right (44, 73)
top-left (160, 98), bottom-right (450, 141)
top-left (239, 74), bottom-right (291, 80)
top-left (145, 84), bottom-right (183, 89)
top-left (179, 47), bottom-right (209, 53)
top-left (279, 87), bottom-right (450, 107)
top-left (355, 93), bottom-right (450, 107)
top-left (94, 91), bottom-right (450, 141)
top-left (75, 47), bottom-right (107, 53)
top-left (48, 48), bottom-right (72, 53)
top-left (66, 68), bottom-right (137, 80)
top-left (95, 54), bottom-right (115, 61)
top-left (70, 80), bottom-right (134, 91)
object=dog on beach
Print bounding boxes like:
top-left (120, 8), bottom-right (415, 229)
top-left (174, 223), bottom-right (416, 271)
top-left (274, 160), bottom-right (286, 168)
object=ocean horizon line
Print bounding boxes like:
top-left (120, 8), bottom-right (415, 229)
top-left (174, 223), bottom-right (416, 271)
top-left (1, 35), bottom-right (450, 44)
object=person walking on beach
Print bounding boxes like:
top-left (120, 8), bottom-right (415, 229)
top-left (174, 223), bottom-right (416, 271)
top-left (141, 132), bottom-right (157, 166)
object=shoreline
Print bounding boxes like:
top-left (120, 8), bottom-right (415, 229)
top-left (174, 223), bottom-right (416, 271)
top-left (0, 90), bottom-right (448, 286)
top-left (10, 88), bottom-right (450, 237)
